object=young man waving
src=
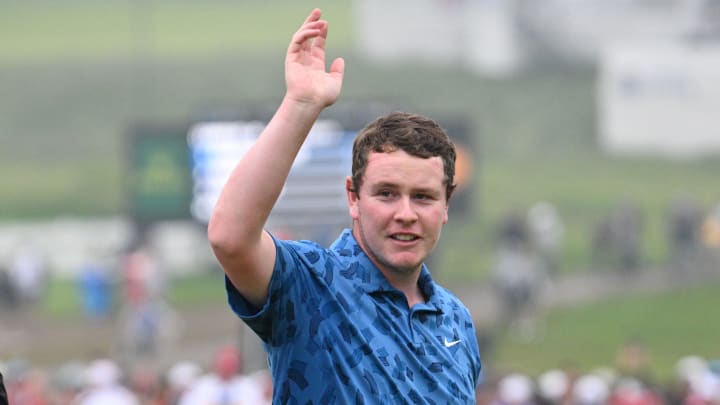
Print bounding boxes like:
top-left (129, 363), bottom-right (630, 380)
top-left (208, 8), bottom-right (481, 404)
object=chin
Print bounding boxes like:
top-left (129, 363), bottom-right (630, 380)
top-left (386, 258), bottom-right (424, 274)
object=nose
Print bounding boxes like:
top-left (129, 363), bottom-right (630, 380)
top-left (394, 197), bottom-right (418, 223)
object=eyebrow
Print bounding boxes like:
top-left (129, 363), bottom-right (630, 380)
top-left (370, 181), bottom-right (398, 190)
top-left (370, 182), bottom-right (442, 196)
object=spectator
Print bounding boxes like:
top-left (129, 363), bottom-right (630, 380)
top-left (248, 368), bottom-right (273, 405)
top-left (49, 361), bottom-right (86, 405)
top-left (536, 369), bottom-right (570, 405)
top-left (666, 195), bottom-right (704, 271)
top-left (701, 203), bottom-right (720, 255)
top-left (572, 374), bottom-right (610, 405)
top-left (178, 345), bottom-right (264, 405)
top-left (75, 359), bottom-right (139, 405)
top-left (492, 373), bottom-right (537, 405)
top-left (119, 243), bottom-right (179, 361)
top-left (528, 201), bottom-right (565, 275)
top-left (492, 243), bottom-right (546, 341)
top-left (77, 256), bottom-right (114, 320)
top-left (615, 340), bottom-right (656, 387)
top-left (609, 377), bottom-right (664, 405)
top-left (164, 361), bottom-right (202, 405)
top-left (592, 202), bottom-right (644, 272)
top-left (497, 209), bottom-right (532, 250)
top-left (7, 243), bottom-right (47, 305)
top-left (0, 261), bottom-right (18, 310)
top-left (9, 369), bottom-right (49, 405)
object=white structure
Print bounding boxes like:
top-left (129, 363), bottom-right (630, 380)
top-left (0, 218), bottom-right (212, 278)
top-left (354, 0), bottom-right (524, 77)
top-left (519, 0), bottom-right (699, 63)
top-left (598, 42), bottom-right (720, 158)
top-left (354, 0), bottom-right (720, 75)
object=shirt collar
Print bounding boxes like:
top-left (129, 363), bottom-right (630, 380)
top-left (330, 229), bottom-right (442, 312)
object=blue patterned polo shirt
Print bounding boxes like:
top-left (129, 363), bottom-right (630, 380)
top-left (226, 229), bottom-right (482, 404)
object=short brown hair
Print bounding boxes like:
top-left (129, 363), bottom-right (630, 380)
top-left (350, 112), bottom-right (457, 201)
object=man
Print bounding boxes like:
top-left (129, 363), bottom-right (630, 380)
top-left (0, 370), bottom-right (8, 405)
top-left (178, 345), bottom-right (265, 405)
top-left (208, 8), bottom-right (481, 403)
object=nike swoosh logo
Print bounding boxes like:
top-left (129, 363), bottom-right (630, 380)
top-left (444, 337), bottom-right (462, 348)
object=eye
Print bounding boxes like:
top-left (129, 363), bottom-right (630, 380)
top-left (378, 190), bottom-right (395, 198)
top-left (414, 193), bottom-right (436, 201)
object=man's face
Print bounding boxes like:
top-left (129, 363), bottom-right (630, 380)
top-left (347, 150), bottom-right (449, 278)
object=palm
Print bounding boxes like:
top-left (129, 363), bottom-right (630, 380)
top-left (285, 10), bottom-right (344, 107)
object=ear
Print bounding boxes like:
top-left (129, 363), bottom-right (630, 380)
top-left (346, 176), bottom-right (359, 220)
top-left (443, 185), bottom-right (454, 225)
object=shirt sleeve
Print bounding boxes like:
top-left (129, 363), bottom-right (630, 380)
top-left (225, 235), bottom-right (325, 343)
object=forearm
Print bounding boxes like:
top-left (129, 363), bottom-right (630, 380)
top-left (208, 96), bottom-right (324, 251)
top-left (209, 8), bottom-right (342, 305)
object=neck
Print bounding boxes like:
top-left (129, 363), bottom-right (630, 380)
top-left (379, 266), bottom-right (425, 305)
top-left (351, 228), bottom-right (426, 307)
top-left (401, 284), bottom-right (427, 308)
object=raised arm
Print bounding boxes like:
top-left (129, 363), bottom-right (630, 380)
top-left (208, 9), bottom-right (344, 308)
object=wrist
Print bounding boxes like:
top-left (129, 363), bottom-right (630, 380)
top-left (280, 94), bottom-right (327, 116)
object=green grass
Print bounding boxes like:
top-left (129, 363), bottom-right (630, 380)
top-left (0, 160), bottom-right (123, 217)
top-left (492, 280), bottom-right (720, 382)
top-left (43, 278), bottom-right (83, 318)
top-left (166, 269), bottom-right (227, 308)
top-left (0, 0), bottom-right (353, 64)
top-left (42, 269), bottom-right (226, 318)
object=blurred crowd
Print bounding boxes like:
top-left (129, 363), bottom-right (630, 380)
top-left (492, 197), bottom-right (720, 280)
top-left (490, 197), bottom-right (720, 341)
top-left (0, 240), bottom-right (183, 363)
top-left (1, 195), bottom-right (719, 404)
top-left (478, 353), bottom-right (720, 405)
top-left (1, 345), bottom-right (271, 405)
top-left (2, 349), bottom-right (718, 404)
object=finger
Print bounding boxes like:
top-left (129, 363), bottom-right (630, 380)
top-left (287, 9), bottom-right (323, 54)
top-left (303, 8), bottom-right (322, 25)
top-left (329, 57), bottom-right (345, 78)
top-left (289, 21), bottom-right (324, 48)
top-left (288, 33), bottom-right (320, 59)
top-left (311, 21), bottom-right (328, 58)
top-left (296, 10), bottom-right (322, 54)
top-left (287, 25), bottom-right (323, 55)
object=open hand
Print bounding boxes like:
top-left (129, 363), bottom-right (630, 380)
top-left (285, 9), bottom-right (345, 108)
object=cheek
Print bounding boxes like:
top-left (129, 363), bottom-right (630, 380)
top-left (426, 206), bottom-right (449, 227)
top-left (354, 202), bottom-right (388, 225)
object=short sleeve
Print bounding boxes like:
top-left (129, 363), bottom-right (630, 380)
top-left (225, 236), bottom-right (326, 343)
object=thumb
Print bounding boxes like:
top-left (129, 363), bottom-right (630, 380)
top-left (330, 57), bottom-right (345, 78)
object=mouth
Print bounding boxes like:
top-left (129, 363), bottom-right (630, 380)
top-left (390, 233), bottom-right (420, 242)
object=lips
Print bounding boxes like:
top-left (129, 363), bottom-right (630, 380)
top-left (390, 233), bottom-right (419, 241)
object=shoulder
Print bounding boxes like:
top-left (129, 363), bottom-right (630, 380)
top-left (275, 238), bottom-right (333, 263)
top-left (273, 238), bottom-right (347, 277)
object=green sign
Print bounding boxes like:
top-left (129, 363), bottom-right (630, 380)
top-left (127, 124), bottom-right (191, 223)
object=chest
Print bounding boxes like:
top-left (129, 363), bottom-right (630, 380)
top-left (280, 281), bottom-right (474, 376)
